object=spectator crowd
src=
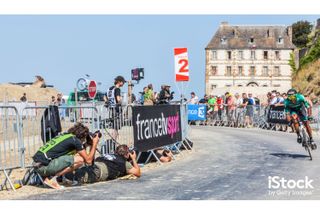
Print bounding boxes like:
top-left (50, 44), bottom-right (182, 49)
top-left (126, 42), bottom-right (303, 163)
top-left (185, 89), bottom-right (314, 128)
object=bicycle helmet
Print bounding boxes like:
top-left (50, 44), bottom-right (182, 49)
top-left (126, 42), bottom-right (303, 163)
top-left (287, 88), bottom-right (297, 96)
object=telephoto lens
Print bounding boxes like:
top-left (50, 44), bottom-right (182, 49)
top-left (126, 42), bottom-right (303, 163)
top-left (129, 147), bottom-right (137, 154)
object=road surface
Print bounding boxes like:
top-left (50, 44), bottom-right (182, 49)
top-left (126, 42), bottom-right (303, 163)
top-left (24, 126), bottom-right (320, 200)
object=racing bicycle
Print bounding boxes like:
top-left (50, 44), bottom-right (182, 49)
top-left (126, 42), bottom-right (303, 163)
top-left (292, 114), bottom-right (317, 160)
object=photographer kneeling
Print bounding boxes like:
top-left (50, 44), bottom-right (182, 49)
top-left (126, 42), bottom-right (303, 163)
top-left (73, 144), bottom-right (141, 185)
top-left (32, 123), bottom-right (100, 189)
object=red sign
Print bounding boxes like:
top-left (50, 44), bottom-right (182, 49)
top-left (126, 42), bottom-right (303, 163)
top-left (88, 80), bottom-right (97, 99)
top-left (174, 48), bottom-right (189, 81)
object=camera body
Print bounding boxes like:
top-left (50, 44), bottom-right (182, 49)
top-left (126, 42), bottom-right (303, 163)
top-left (85, 130), bottom-right (102, 146)
top-left (129, 147), bottom-right (137, 154)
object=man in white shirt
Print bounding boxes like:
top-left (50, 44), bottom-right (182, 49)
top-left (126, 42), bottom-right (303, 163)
top-left (270, 93), bottom-right (278, 105)
top-left (188, 92), bottom-right (199, 104)
top-left (234, 93), bottom-right (243, 107)
top-left (234, 93), bottom-right (243, 126)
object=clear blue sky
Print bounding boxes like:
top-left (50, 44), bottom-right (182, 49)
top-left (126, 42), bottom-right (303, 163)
top-left (0, 15), bottom-right (318, 98)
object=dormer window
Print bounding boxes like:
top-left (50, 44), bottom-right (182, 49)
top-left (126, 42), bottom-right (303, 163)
top-left (221, 36), bottom-right (227, 44)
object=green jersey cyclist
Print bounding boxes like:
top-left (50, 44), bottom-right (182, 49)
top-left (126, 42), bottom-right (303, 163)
top-left (284, 88), bottom-right (317, 150)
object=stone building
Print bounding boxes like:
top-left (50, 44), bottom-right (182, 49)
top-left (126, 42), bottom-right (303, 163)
top-left (205, 22), bottom-right (296, 95)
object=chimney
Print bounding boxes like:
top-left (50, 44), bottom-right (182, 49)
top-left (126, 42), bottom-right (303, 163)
top-left (220, 21), bottom-right (229, 27)
top-left (287, 26), bottom-right (293, 42)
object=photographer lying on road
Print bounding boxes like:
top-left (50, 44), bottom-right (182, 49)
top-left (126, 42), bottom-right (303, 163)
top-left (137, 148), bottom-right (174, 164)
top-left (32, 122), bottom-right (100, 189)
top-left (71, 144), bottom-right (141, 184)
top-left (155, 149), bottom-right (174, 163)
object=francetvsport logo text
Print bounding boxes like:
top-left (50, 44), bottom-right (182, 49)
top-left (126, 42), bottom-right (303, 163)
top-left (135, 112), bottom-right (180, 140)
top-left (268, 176), bottom-right (314, 189)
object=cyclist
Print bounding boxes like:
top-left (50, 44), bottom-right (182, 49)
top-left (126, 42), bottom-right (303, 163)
top-left (284, 89), bottom-right (316, 150)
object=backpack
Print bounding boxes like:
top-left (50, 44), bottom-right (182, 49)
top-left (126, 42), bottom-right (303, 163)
top-left (21, 168), bottom-right (44, 186)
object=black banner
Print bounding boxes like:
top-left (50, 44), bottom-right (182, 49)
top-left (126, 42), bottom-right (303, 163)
top-left (267, 105), bottom-right (288, 124)
top-left (132, 105), bottom-right (182, 152)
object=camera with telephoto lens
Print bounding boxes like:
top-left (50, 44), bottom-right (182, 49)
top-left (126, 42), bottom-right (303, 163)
top-left (127, 147), bottom-right (138, 162)
top-left (129, 147), bottom-right (137, 154)
top-left (86, 130), bottom-right (102, 146)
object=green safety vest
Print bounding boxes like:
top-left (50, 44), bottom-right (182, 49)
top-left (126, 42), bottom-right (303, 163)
top-left (39, 133), bottom-right (75, 155)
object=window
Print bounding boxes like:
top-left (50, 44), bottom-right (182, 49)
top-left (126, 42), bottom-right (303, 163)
top-left (267, 29), bottom-right (270, 37)
top-left (278, 37), bottom-right (283, 44)
top-left (221, 36), bottom-right (227, 44)
top-left (238, 84), bottom-right (243, 87)
top-left (227, 51), bottom-right (232, 60)
top-left (238, 50), bottom-right (244, 59)
top-left (262, 84), bottom-right (268, 87)
top-left (250, 37), bottom-right (254, 43)
top-left (238, 66), bottom-right (243, 76)
top-left (211, 85), bottom-right (217, 90)
top-left (226, 66), bottom-right (232, 76)
top-left (249, 66), bottom-right (255, 76)
top-left (226, 84), bottom-right (232, 87)
top-left (210, 66), bottom-right (217, 75)
top-left (274, 66), bottom-right (280, 76)
top-left (262, 66), bottom-right (269, 76)
top-left (250, 50), bottom-right (256, 60)
top-left (263, 51), bottom-right (268, 60)
top-left (273, 84), bottom-right (281, 87)
top-left (211, 50), bottom-right (217, 60)
top-left (275, 51), bottom-right (280, 60)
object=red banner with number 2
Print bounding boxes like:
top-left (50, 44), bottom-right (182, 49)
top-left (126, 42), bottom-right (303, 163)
top-left (174, 48), bottom-right (189, 81)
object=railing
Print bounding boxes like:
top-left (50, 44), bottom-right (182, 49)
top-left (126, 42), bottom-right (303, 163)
top-left (0, 102), bottom-right (191, 191)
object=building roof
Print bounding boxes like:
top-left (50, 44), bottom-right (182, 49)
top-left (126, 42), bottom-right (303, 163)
top-left (206, 22), bottom-right (296, 50)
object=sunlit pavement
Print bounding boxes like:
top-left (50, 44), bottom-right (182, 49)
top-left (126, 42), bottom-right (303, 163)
top-left (24, 126), bottom-right (320, 200)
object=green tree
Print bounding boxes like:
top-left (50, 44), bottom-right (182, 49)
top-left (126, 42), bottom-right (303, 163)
top-left (292, 21), bottom-right (313, 48)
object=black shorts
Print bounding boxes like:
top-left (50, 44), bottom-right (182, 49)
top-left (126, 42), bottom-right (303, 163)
top-left (289, 107), bottom-right (308, 122)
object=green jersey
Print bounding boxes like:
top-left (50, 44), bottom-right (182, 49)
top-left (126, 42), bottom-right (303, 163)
top-left (284, 93), bottom-right (310, 113)
top-left (208, 98), bottom-right (216, 110)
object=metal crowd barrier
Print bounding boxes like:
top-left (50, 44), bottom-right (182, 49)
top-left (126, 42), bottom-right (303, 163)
top-left (202, 104), bottom-right (288, 130)
top-left (0, 106), bottom-right (23, 191)
top-left (0, 102), bottom-right (191, 191)
top-left (99, 105), bottom-right (134, 155)
top-left (206, 104), bottom-right (264, 128)
top-left (195, 103), bottom-right (313, 132)
top-left (21, 105), bottom-right (101, 167)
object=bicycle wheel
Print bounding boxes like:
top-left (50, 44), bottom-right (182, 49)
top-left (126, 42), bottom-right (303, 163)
top-left (301, 127), bottom-right (312, 161)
